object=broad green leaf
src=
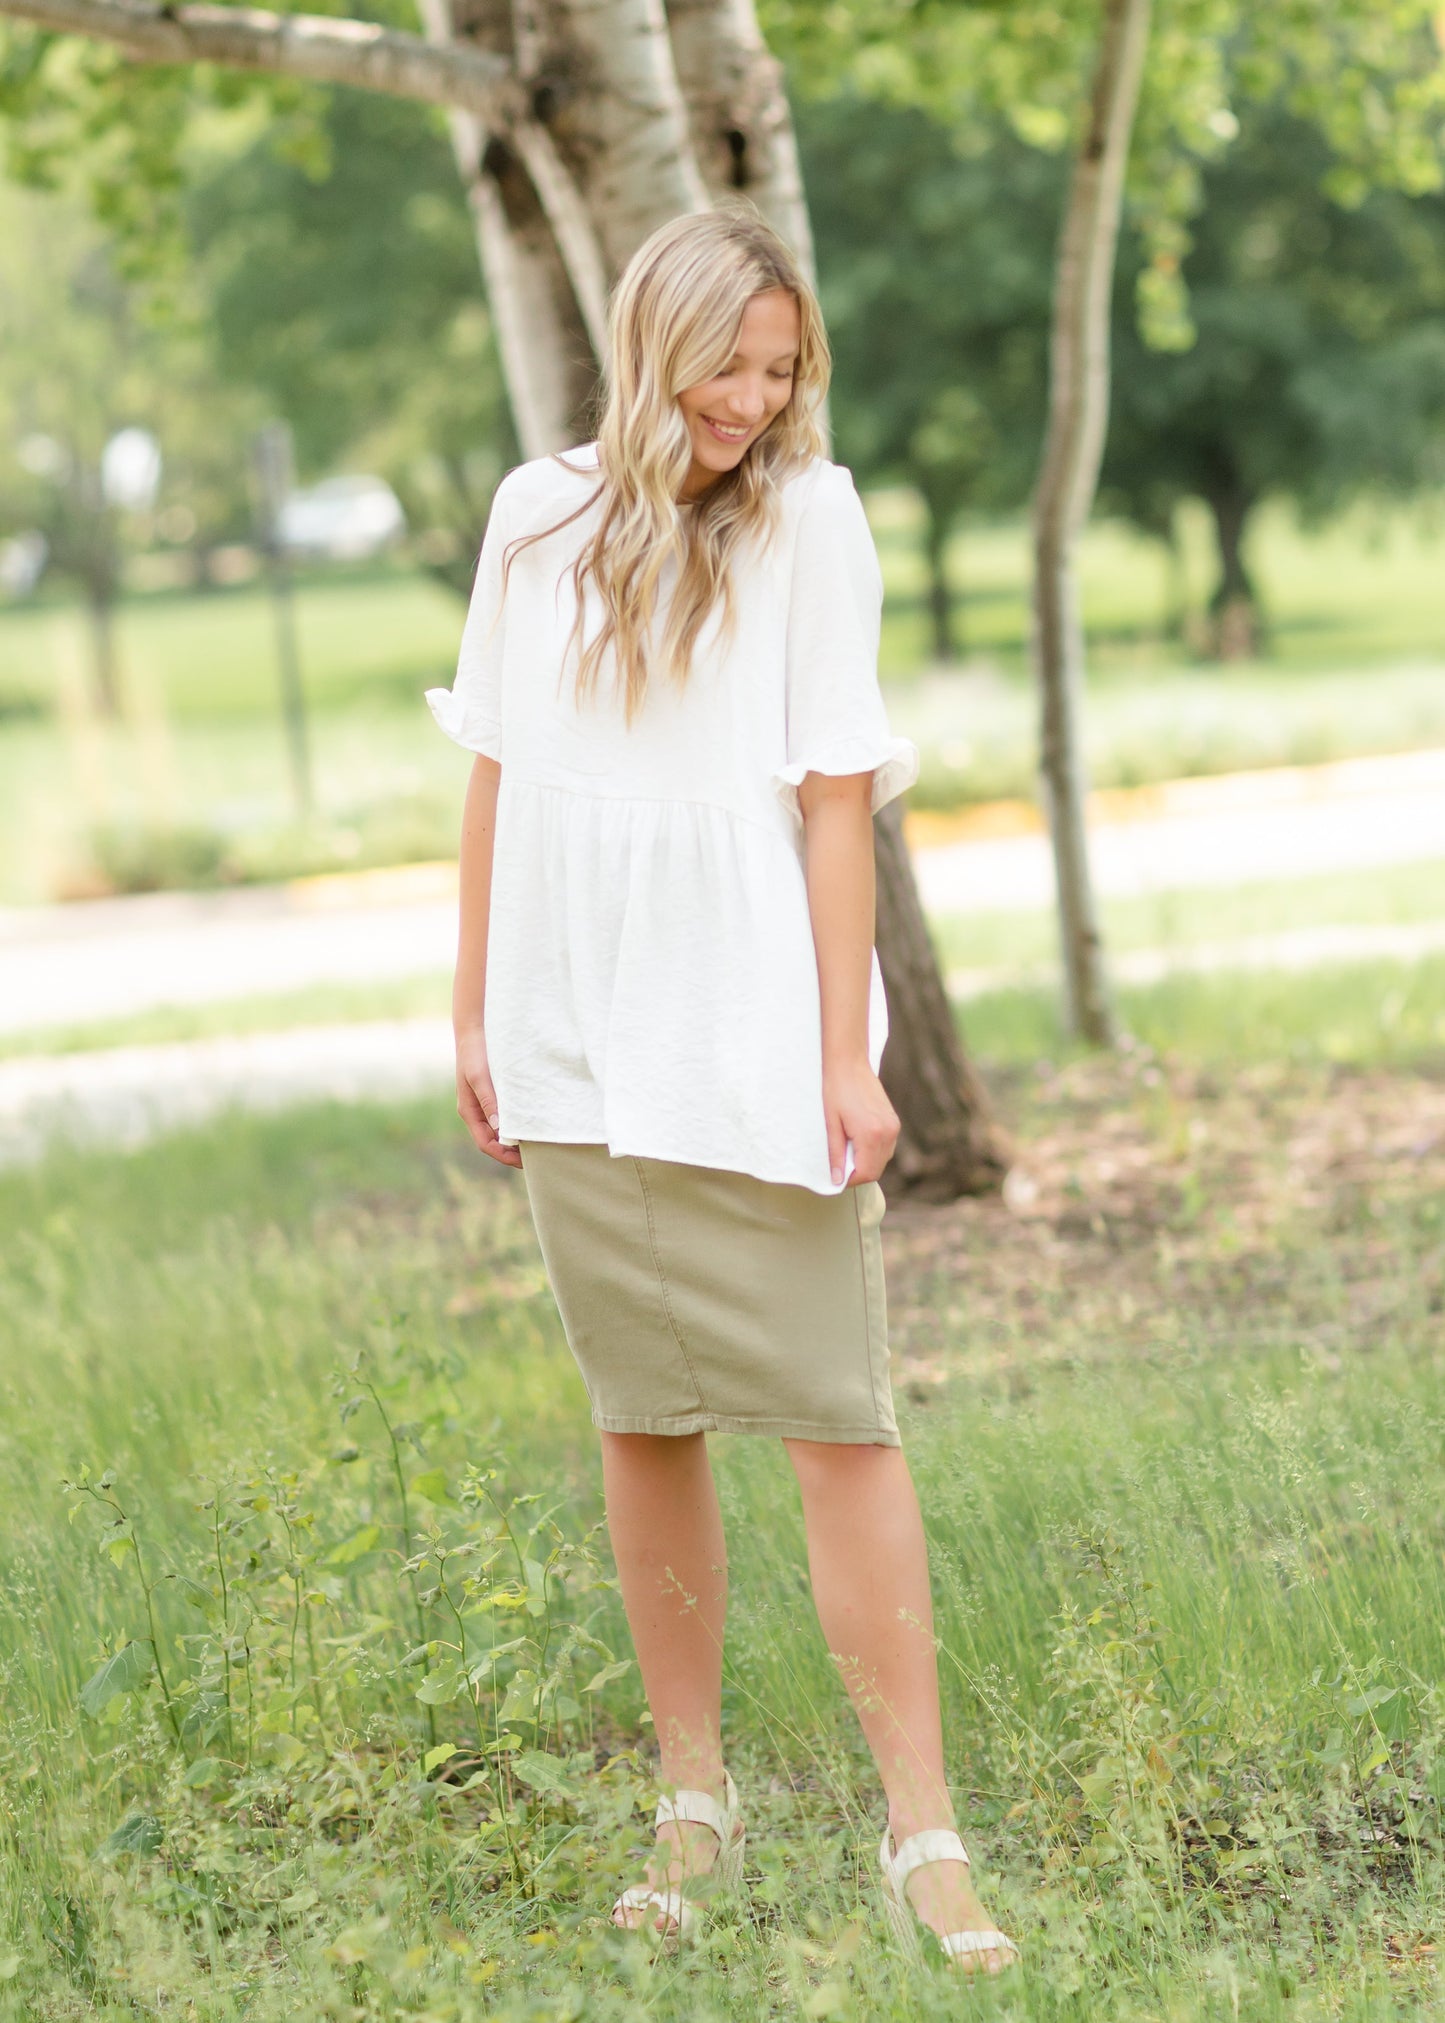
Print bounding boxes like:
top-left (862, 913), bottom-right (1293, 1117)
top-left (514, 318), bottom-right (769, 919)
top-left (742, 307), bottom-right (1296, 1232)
top-left (174, 1576), bottom-right (219, 1617)
top-left (79, 1641), bottom-right (153, 1719)
top-left (523, 1557), bottom-right (548, 1617)
top-left (423, 1743), bottom-right (460, 1773)
top-left (468, 1636), bottom-right (527, 1685)
top-left (1345, 1686), bottom-right (1397, 1716)
top-left (582, 1659), bottom-right (633, 1695)
top-left (512, 1749), bottom-right (578, 1797)
top-left (97, 1813), bottom-right (163, 1859)
top-left (327, 1524), bottom-right (382, 1567)
top-left (416, 1665), bottom-right (466, 1706)
top-left (499, 1670), bottom-right (540, 1723)
top-left (182, 1757), bottom-right (228, 1788)
top-left (410, 1469), bottom-right (451, 1503)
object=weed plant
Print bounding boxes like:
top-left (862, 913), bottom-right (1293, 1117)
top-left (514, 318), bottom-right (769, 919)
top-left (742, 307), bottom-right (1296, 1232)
top-left (0, 1085), bottom-right (1442, 2018)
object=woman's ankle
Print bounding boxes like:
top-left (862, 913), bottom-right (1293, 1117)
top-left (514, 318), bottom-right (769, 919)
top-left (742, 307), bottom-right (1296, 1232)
top-left (887, 1800), bottom-right (957, 1846)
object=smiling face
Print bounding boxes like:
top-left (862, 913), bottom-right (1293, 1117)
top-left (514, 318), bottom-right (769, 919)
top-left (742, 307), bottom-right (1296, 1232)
top-left (675, 287), bottom-right (801, 501)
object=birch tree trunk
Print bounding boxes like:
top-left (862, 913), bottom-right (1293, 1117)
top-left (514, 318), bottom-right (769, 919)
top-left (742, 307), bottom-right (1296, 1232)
top-left (419, 0), bottom-right (596, 455)
top-left (1030, 0), bottom-right (1151, 1045)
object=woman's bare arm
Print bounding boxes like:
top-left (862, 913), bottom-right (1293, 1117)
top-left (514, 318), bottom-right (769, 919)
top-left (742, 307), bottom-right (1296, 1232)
top-left (453, 754), bottom-right (521, 1167)
top-left (797, 771), bottom-right (900, 1186)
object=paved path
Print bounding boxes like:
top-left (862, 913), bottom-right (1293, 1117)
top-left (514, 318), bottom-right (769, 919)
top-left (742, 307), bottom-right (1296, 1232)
top-left (911, 747), bottom-right (1445, 914)
top-left (0, 1019), bottom-right (456, 1168)
top-left (0, 865), bottom-right (460, 1038)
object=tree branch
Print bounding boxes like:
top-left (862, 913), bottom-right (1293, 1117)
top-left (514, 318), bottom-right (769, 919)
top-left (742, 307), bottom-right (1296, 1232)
top-left (0, 0), bottom-right (524, 125)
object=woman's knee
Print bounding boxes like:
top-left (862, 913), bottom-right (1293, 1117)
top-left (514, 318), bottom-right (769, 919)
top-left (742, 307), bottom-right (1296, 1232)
top-left (783, 1436), bottom-right (904, 1498)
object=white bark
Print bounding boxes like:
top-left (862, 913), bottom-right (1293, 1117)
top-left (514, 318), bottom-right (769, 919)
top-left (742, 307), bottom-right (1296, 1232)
top-left (542, 0), bottom-right (709, 268)
top-left (664, 0), bottom-right (814, 272)
top-left (1030, 0), bottom-right (1151, 1045)
top-left (415, 0), bottom-right (592, 456)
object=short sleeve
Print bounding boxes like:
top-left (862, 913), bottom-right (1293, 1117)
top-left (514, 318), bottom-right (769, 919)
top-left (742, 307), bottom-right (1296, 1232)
top-left (425, 478), bottom-right (515, 759)
top-left (771, 463), bottom-right (919, 822)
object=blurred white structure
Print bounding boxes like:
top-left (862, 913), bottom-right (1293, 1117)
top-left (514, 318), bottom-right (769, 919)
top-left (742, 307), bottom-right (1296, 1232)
top-left (277, 475), bottom-right (405, 561)
top-left (0, 530), bottom-right (47, 596)
top-left (101, 427), bottom-right (163, 511)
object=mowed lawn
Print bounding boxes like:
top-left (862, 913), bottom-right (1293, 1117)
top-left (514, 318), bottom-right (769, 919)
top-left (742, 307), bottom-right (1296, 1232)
top-left (2, 965), bottom-right (1443, 2020)
top-left (3, 492), bottom-right (1445, 900)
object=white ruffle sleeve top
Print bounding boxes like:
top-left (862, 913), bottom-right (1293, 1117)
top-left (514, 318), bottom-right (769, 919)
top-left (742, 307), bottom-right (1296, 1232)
top-left (426, 442), bottom-right (919, 1195)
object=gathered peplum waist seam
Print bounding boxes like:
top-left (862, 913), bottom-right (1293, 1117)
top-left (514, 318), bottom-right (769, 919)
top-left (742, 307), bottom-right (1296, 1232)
top-left (502, 770), bottom-right (797, 845)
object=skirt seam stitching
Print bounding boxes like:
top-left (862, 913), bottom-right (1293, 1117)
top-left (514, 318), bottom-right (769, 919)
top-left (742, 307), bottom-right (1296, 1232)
top-left (632, 1156), bottom-right (711, 1416)
top-left (853, 1186), bottom-right (885, 1436)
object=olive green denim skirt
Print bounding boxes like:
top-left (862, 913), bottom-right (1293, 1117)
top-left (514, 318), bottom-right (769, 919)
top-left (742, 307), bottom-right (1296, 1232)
top-left (518, 1141), bottom-right (899, 1445)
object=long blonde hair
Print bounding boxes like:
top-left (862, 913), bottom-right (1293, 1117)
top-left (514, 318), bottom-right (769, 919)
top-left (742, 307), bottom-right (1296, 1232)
top-left (503, 201), bottom-right (831, 723)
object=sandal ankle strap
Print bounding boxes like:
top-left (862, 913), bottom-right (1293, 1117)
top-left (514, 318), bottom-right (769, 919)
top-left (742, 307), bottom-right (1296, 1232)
top-left (654, 1767), bottom-right (738, 1842)
top-left (881, 1824), bottom-right (971, 1891)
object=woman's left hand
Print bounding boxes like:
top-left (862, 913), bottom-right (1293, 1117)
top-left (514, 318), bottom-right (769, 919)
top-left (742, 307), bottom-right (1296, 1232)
top-left (822, 1055), bottom-right (900, 1187)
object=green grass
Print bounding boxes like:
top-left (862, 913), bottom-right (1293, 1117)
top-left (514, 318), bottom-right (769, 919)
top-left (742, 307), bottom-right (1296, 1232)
top-left (960, 951), bottom-right (1445, 1070)
top-left (932, 857), bottom-right (1445, 975)
top-left (0, 973), bottom-right (454, 1061)
top-left (3, 493), bottom-right (1445, 900)
top-left (1, 964), bottom-right (1443, 2017)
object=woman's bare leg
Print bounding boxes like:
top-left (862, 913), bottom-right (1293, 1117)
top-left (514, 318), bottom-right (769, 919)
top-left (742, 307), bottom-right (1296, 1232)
top-left (599, 1430), bottom-right (731, 1930)
top-left (784, 1437), bottom-right (1006, 1965)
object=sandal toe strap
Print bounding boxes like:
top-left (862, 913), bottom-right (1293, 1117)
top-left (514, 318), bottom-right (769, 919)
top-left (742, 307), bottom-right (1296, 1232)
top-left (613, 1884), bottom-right (693, 1934)
top-left (881, 1825), bottom-right (971, 1890)
top-left (941, 1927), bottom-right (1019, 1961)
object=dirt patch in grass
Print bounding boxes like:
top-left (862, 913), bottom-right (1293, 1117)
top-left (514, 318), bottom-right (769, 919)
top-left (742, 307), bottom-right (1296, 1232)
top-left (884, 1054), bottom-right (1445, 1394)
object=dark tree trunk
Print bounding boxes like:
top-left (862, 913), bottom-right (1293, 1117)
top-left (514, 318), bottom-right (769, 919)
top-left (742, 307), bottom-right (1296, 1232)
top-left (1161, 507), bottom-right (1188, 643)
top-left (85, 579), bottom-right (122, 717)
top-left (1204, 481), bottom-right (1262, 660)
top-left (873, 797), bottom-right (1011, 1201)
top-left (922, 502), bottom-right (958, 663)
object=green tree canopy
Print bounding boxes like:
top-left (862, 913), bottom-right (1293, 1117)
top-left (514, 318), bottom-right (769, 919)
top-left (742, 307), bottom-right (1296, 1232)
top-left (1103, 102), bottom-right (1445, 654)
top-left (799, 93), bottom-right (1057, 659)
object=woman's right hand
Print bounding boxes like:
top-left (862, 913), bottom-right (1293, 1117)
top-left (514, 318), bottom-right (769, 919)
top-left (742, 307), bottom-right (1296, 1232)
top-left (455, 1024), bottom-right (522, 1168)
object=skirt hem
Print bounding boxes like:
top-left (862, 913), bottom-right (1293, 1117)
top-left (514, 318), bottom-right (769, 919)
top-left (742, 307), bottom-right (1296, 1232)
top-left (590, 1408), bottom-right (901, 1447)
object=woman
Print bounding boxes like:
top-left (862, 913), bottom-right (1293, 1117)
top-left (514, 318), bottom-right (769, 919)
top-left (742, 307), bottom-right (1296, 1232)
top-left (426, 202), bottom-right (1018, 1975)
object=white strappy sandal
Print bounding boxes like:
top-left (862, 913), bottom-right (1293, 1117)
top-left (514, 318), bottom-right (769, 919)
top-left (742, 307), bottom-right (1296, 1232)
top-left (611, 1769), bottom-right (746, 1948)
top-left (879, 1825), bottom-right (1020, 1974)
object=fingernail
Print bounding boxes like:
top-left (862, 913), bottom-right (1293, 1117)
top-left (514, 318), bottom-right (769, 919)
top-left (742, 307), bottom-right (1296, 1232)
top-left (487, 1112), bottom-right (499, 1129)
top-left (831, 1166), bottom-right (842, 1184)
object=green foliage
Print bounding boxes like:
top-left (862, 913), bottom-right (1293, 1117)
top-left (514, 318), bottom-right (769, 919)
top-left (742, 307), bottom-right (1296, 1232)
top-left (768, 0), bottom-right (1445, 352)
top-left (1102, 103), bottom-right (1445, 634)
top-left (799, 95), bottom-right (1056, 654)
top-left (55, 1326), bottom-right (647, 1919)
top-left (0, 1078), bottom-right (1442, 2013)
top-left (185, 86), bottom-right (514, 561)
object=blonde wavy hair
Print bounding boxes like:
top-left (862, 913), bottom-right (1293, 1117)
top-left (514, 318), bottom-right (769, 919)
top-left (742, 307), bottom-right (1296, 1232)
top-left (502, 201), bottom-right (831, 723)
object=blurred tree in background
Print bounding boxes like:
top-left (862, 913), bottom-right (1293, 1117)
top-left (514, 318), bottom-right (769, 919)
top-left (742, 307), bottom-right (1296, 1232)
top-left (800, 96), bottom-right (1057, 661)
top-left (186, 91), bottom-right (515, 595)
top-left (0, 177), bottom-right (262, 710)
top-left (1103, 104), bottom-right (1445, 657)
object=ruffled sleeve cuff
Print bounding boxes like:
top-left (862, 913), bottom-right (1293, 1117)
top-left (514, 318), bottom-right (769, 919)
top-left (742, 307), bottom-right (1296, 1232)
top-left (771, 735), bottom-right (920, 822)
top-left (426, 685), bottom-right (502, 760)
